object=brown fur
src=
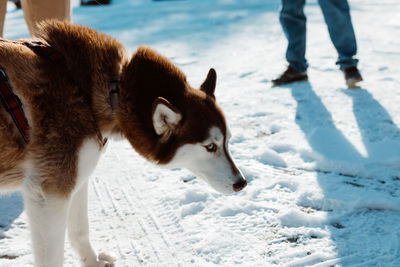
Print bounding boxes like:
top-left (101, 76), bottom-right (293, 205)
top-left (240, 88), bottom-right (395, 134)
top-left (0, 21), bottom-right (227, 197)
top-left (118, 46), bottom-right (227, 164)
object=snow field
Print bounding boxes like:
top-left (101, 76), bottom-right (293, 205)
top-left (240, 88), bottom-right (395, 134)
top-left (1, 0), bottom-right (400, 266)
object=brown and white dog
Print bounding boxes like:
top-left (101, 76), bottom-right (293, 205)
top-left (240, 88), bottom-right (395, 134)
top-left (0, 21), bottom-right (246, 266)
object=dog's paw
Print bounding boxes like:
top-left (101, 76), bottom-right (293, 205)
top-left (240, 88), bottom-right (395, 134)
top-left (98, 252), bottom-right (116, 267)
top-left (83, 252), bottom-right (116, 267)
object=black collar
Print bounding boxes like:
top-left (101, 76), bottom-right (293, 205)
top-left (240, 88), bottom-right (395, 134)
top-left (109, 78), bottom-right (119, 112)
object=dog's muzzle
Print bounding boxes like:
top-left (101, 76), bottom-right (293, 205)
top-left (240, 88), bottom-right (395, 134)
top-left (233, 179), bottom-right (247, 192)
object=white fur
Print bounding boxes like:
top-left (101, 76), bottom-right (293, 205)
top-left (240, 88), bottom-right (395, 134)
top-left (73, 139), bottom-right (104, 194)
top-left (166, 126), bottom-right (245, 194)
top-left (68, 181), bottom-right (96, 264)
top-left (20, 123), bottom-right (245, 266)
top-left (68, 181), bottom-right (115, 267)
top-left (152, 101), bottom-right (182, 140)
top-left (23, 179), bottom-right (70, 267)
top-left (69, 139), bottom-right (114, 267)
top-left (22, 139), bottom-right (113, 267)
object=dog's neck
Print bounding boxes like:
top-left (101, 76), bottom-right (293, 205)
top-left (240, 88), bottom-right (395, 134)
top-left (37, 21), bottom-right (128, 141)
top-left (108, 79), bottom-right (119, 112)
top-left (113, 46), bottom-right (192, 163)
top-left (93, 73), bottom-right (125, 139)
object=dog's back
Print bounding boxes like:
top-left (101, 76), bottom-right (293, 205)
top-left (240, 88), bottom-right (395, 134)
top-left (0, 21), bottom-right (126, 193)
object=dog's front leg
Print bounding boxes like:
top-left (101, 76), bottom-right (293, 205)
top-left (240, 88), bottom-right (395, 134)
top-left (68, 181), bottom-right (115, 267)
top-left (23, 183), bottom-right (70, 267)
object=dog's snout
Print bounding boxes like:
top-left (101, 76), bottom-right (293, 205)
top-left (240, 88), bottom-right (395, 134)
top-left (233, 179), bottom-right (247, 192)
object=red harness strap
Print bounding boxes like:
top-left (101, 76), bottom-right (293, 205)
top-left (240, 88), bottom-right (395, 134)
top-left (0, 68), bottom-right (30, 143)
top-left (0, 38), bottom-right (58, 143)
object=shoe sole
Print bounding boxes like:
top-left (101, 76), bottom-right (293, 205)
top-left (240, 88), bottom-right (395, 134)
top-left (272, 75), bottom-right (308, 86)
top-left (346, 77), bottom-right (363, 89)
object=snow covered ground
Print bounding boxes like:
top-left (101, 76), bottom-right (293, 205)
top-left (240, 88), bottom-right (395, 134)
top-left (1, 0), bottom-right (400, 266)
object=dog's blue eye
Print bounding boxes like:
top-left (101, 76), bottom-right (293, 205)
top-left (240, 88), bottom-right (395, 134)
top-left (205, 143), bottom-right (217, 152)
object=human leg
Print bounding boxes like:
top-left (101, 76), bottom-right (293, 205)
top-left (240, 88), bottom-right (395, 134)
top-left (20, 0), bottom-right (71, 37)
top-left (0, 0), bottom-right (7, 37)
top-left (318, 0), bottom-right (358, 70)
top-left (279, 0), bottom-right (308, 73)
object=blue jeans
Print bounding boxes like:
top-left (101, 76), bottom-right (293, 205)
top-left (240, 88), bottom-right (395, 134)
top-left (280, 0), bottom-right (359, 72)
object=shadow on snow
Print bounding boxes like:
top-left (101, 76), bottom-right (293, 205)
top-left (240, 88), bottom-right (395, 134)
top-left (290, 81), bottom-right (400, 265)
top-left (74, 0), bottom-right (280, 49)
top-left (0, 192), bottom-right (23, 233)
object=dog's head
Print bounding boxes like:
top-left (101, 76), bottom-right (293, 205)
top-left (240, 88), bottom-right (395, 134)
top-left (118, 47), bottom-right (246, 194)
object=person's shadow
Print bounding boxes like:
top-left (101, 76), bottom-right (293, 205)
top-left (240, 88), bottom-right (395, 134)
top-left (344, 89), bottom-right (400, 163)
top-left (290, 81), bottom-right (400, 264)
top-left (291, 82), bottom-right (363, 164)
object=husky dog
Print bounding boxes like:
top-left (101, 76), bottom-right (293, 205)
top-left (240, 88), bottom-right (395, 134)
top-left (0, 21), bottom-right (246, 266)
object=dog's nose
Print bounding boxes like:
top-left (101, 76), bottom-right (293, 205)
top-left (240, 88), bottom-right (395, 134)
top-left (233, 179), bottom-right (247, 192)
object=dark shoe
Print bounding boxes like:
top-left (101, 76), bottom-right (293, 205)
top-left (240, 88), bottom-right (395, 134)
top-left (9, 0), bottom-right (21, 8)
top-left (344, 66), bottom-right (363, 88)
top-left (81, 0), bottom-right (110, 5)
top-left (272, 66), bottom-right (308, 86)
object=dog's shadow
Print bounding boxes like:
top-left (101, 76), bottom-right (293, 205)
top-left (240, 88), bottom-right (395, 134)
top-left (0, 192), bottom-right (24, 234)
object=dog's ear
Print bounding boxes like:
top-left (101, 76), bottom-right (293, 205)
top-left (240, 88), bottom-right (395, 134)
top-left (152, 97), bottom-right (182, 139)
top-left (200, 68), bottom-right (217, 97)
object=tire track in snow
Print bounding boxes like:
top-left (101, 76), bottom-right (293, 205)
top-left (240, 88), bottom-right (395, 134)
top-left (103, 143), bottom-right (196, 265)
top-left (124, 182), bottom-right (188, 267)
top-left (118, 185), bottom-right (170, 266)
top-left (90, 175), bottom-right (162, 266)
top-left (90, 142), bottom-right (165, 266)
top-left (89, 164), bottom-right (191, 267)
top-left (102, 183), bottom-right (150, 265)
top-left (90, 176), bottom-right (127, 260)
